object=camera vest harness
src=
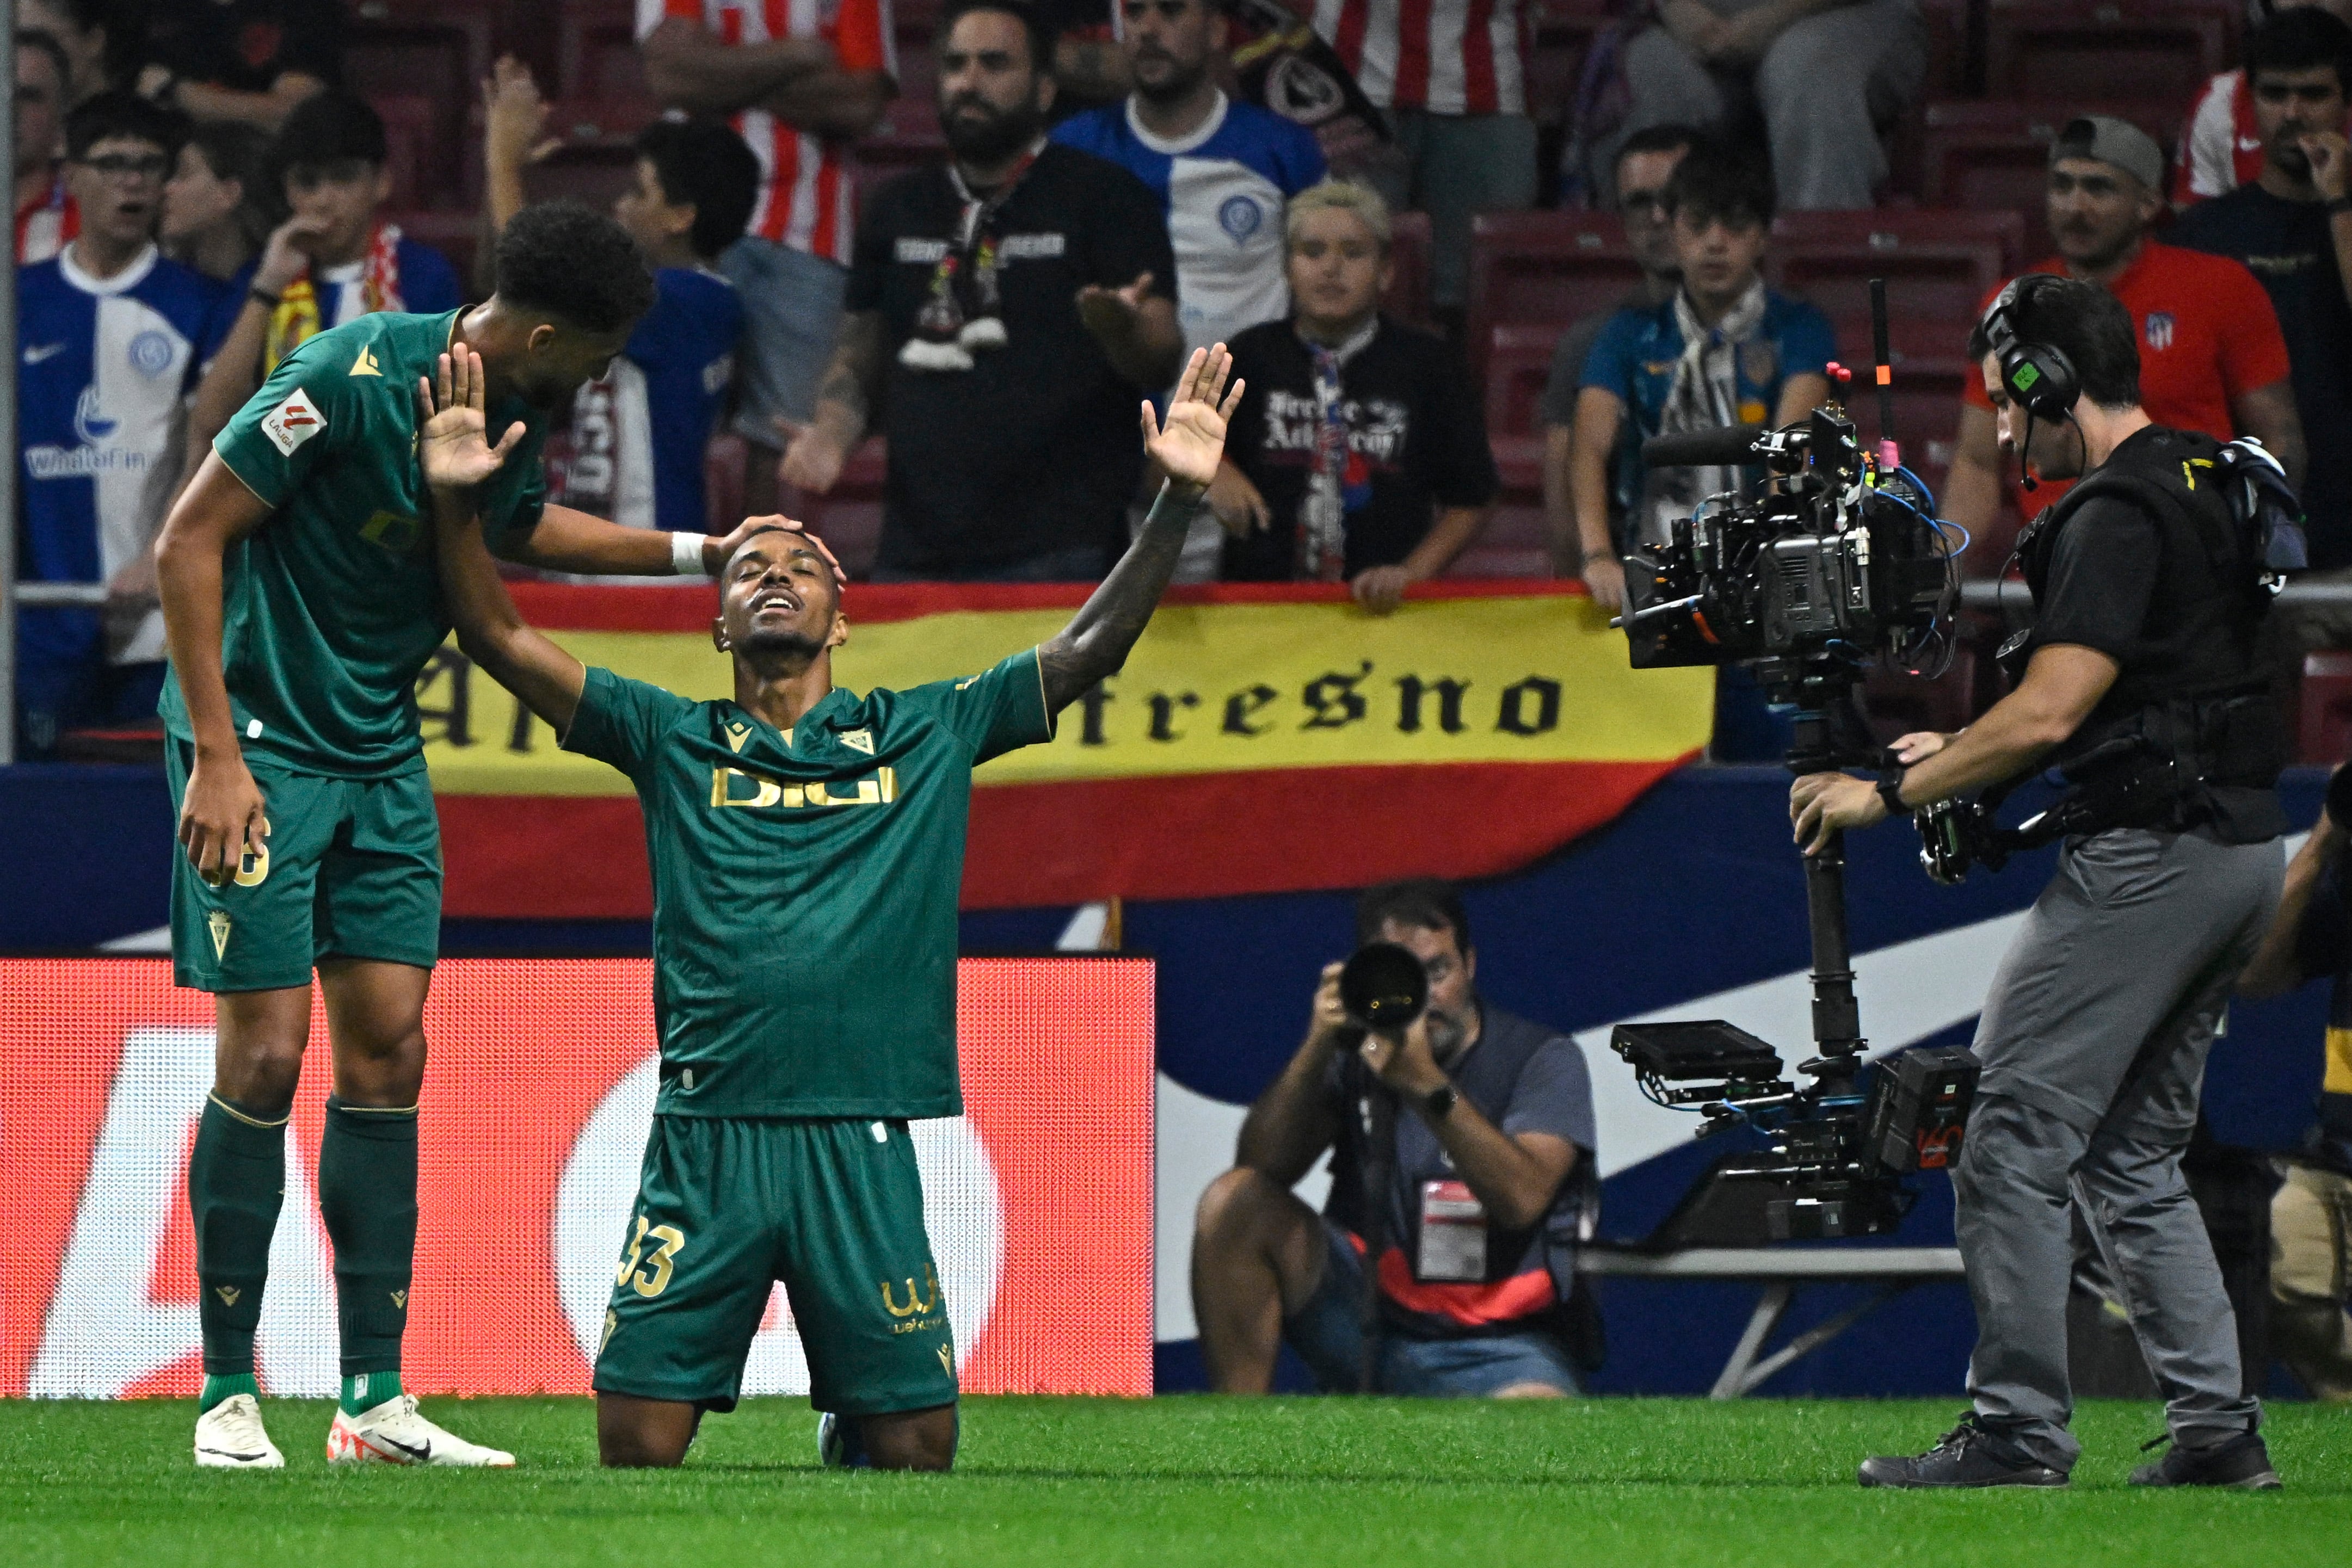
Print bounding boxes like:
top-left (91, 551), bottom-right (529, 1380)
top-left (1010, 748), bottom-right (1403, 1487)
top-left (2000, 427), bottom-right (2288, 842)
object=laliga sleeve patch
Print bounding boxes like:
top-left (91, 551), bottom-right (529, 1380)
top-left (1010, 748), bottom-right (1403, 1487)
top-left (259, 387), bottom-right (327, 457)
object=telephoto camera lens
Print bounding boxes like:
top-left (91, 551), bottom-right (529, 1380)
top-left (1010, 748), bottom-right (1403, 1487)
top-left (1338, 942), bottom-right (1428, 1032)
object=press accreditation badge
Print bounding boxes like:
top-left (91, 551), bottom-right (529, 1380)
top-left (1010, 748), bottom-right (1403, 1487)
top-left (1417, 1179), bottom-right (1487, 1282)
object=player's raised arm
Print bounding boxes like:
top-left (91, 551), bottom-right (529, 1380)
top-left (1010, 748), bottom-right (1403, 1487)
top-left (418, 348), bottom-right (589, 736)
top-left (1036, 345), bottom-right (1243, 713)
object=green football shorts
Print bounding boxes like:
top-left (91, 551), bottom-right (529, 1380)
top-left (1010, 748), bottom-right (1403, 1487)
top-left (593, 1115), bottom-right (960, 1417)
top-left (167, 742), bottom-right (442, 992)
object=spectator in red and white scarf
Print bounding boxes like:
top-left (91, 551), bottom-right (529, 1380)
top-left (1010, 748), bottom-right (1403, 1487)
top-left (177, 90), bottom-right (462, 496)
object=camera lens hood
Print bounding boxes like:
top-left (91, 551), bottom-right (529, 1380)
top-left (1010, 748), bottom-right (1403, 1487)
top-left (1339, 942), bottom-right (1428, 1033)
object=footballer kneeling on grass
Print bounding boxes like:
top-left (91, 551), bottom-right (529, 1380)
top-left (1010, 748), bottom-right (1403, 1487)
top-left (417, 341), bottom-right (1242, 1468)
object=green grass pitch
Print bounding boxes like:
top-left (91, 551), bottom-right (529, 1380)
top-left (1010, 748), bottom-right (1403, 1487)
top-left (3, 1396), bottom-right (2346, 1567)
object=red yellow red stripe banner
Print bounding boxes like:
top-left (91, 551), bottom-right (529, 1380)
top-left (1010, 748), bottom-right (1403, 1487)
top-left (420, 581), bottom-right (1713, 915)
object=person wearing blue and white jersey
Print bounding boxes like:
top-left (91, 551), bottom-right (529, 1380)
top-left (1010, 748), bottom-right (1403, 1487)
top-left (1052, 0), bottom-right (1323, 578)
top-left (483, 64), bottom-right (757, 552)
top-left (1054, 0), bottom-right (1325, 357)
top-left (16, 91), bottom-right (225, 757)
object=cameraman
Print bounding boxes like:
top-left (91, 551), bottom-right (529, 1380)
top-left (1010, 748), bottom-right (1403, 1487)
top-left (1189, 881), bottom-right (1597, 1397)
top-left (1790, 275), bottom-right (2287, 1490)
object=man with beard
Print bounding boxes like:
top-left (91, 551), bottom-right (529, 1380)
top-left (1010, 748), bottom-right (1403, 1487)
top-left (155, 202), bottom-right (805, 1472)
top-left (2173, 8), bottom-right (2352, 639)
top-left (1942, 116), bottom-right (2303, 548)
top-left (1051, 0), bottom-right (1324, 579)
top-left (1190, 879), bottom-right (1597, 1398)
top-left (778, 0), bottom-right (1184, 581)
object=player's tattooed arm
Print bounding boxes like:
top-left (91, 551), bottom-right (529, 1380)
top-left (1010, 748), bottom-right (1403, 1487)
top-left (419, 349), bottom-right (589, 736)
top-left (1037, 345), bottom-right (1243, 713)
top-left (775, 310), bottom-right (885, 496)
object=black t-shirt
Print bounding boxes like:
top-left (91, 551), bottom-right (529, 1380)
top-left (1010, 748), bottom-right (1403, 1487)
top-left (846, 145), bottom-right (1177, 574)
top-left (147, 0), bottom-right (344, 93)
top-left (2028, 425), bottom-right (2280, 838)
top-left (1220, 315), bottom-right (1498, 582)
top-left (2031, 428), bottom-right (2268, 741)
top-left (2172, 185), bottom-right (2352, 569)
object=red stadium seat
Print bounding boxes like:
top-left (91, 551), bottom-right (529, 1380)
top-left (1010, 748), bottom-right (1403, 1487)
top-left (1463, 211), bottom-right (1640, 379)
top-left (557, 0), bottom-right (649, 102)
top-left (705, 431), bottom-right (747, 533)
top-left (1984, 0), bottom-right (2237, 103)
top-left (347, 3), bottom-right (494, 210)
top-left (1766, 209), bottom-right (2023, 366)
top-left (1483, 322), bottom-right (1559, 498)
top-left (786, 440), bottom-right (888, 579)
top-left (367, 94), bottom-right (436, 212)
top-left (1385, 211), bottom-right (1434, 331)
top-left (2299, 652), bottom-right (2352, 764)
top-left (389, 209), bottom-right (483, 297)
top-left (1919, 100), bottom-right (2184, 265)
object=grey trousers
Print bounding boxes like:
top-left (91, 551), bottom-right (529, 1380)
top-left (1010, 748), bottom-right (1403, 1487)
top-left (1614, 1), bottom-right (1928, 209)
top-left (1363, 109), bottom-right (1538, 311)
top-left (1956, 828), bottom-right (2283, 1470)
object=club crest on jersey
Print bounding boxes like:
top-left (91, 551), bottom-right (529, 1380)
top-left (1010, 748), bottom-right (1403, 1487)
top-left (127, 329), bottom-right (175, 378)
top-left (1219, 195), bottom-right (1264, 244)
top-left (261, 387), bottom-right (327, 456)
top-left (207, 910), bottom-right (232, 960)
top-left (840, 728), bottom-right (874, 755)
top-left (350, 345), bottom-right (383, 376)
top-left (2145, 312), bottom-right (2177, 353)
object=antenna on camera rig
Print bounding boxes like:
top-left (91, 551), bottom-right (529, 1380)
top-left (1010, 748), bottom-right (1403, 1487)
top-left (1870, 276), bottom-right (1900, 477)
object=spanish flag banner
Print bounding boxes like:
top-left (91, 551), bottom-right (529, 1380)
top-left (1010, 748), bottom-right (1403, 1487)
top-left (423, 581), bottom-right (1713, 916)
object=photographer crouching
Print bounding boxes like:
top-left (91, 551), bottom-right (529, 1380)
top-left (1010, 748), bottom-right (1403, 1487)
top-left (1790, 276), bottom-right (2288, 1490)
top-left (1190, 881), bottom-right (1597, 1397)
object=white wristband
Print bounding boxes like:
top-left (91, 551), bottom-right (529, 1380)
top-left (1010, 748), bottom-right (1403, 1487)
top-left (670, 532), bottom-right (709, 578)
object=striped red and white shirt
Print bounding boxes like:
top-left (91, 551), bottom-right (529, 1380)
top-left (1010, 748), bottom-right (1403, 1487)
top-left (15, 171), bottom-right (79, 264)
top-left (1309, 0), bottom-right (1528, 118)
top-left (639, 0), bottom-right (898, 264)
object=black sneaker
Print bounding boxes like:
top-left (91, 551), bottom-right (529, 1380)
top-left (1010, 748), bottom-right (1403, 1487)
top-left (2128, 1431), bottom-right (2282, 1490)
top-left (1858, 1415), bottom-right (2071, 1489)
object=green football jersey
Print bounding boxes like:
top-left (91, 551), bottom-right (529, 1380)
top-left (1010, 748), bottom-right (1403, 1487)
top-left (563, 651), bottom-right (1056, 1119)
top-left (161, 311), bottom-right (550, 777)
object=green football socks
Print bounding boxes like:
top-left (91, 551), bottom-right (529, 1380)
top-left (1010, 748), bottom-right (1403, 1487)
top-left (318, 1096), bottom-right (419, 1411)
top-left (340, 1369), bottom-right (405, 1416)
top-left (189, 1094), bottom-right (287, 1398)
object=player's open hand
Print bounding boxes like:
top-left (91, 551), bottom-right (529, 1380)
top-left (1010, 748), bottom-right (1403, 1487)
top-left (707, 513), bottom-right (847, 583)
top-left (1142, 344), bottom-right (1243, 496)
top-left (416, 347), bottom-right (526, 493)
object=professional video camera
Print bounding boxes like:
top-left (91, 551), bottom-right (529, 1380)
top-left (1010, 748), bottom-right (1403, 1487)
top-left (1605, 282), bottom-right (1979, 1243)
top-left (1616, 393), bottom-right (1957, 677)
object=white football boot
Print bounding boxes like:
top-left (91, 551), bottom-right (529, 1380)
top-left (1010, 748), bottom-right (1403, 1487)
top-left (325, 1393), bottom-right (515, 1467)
top-left (194, 1393), bottom-right (285, 1470)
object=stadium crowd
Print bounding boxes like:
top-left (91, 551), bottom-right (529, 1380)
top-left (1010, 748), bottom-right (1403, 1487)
top-left (11, 0), bottom-right (2352, 757)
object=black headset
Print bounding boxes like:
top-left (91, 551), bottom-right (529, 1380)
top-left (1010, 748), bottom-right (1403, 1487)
top-left (1978, 275), bottom-right (2080, 423)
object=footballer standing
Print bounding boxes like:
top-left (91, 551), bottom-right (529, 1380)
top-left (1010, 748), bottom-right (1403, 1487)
top-left (414, 341), bottom-right (1241, 1470)
top-left (155, 203), bottom-right (829, 1470)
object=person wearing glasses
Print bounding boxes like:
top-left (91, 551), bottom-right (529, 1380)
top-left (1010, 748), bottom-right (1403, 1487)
top-left (1538, 124), bottom-right (1692, 576)
top-left (13, 90), bottom-right (225, 757)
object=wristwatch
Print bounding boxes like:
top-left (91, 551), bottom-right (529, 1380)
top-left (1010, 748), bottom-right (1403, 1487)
top-left (1876, 773), bottom-right (1910, 818)
top-left (1423, 1083), bottom-right (1460, 1121)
